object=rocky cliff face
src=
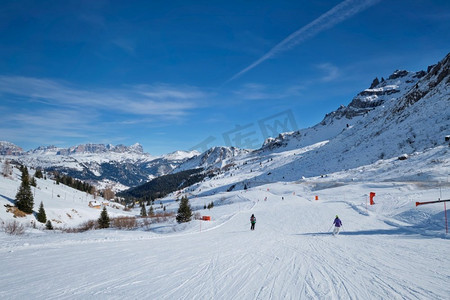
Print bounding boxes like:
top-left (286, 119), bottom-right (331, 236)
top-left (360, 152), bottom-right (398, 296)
top-left (261, 52), bottom-right (449, 156)
top-left (394, 52), bottom-right (450, 113)
top-left (321, 69), bottom-right (427, 124)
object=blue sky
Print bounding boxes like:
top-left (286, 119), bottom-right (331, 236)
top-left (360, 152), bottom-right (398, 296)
top-left (0, 0), bottom-right (449, 156)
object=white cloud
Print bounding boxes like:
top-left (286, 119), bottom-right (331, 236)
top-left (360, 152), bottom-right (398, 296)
top-left (134, 83), bottom-right (207, 100)
top-left (0, 109), bottom-right (95, 145)
top-left (0, 76), bottom-right (203, 117)
top-left (0, 76), bottom-right (209, 147)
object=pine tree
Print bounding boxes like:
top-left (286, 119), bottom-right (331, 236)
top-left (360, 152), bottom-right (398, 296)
top-left (207, 201), bottom-right (214, 209)
top-left (98, 207), bottom-right (110, 228)
top-left (36, 201), bottom-right (47, 223)
top-left (16, 167), bottom-right (34, 214)
top-left (35, 169), bottom-right (43, 179)
top-left (176, 196), bottom-right (192, 223)
top-left (30, 176), bottom-right (37, 187)
top-left (46, 220), bottom-right (53, 230)
top-left (140, 203), bottom-right (147, 217)
top-left (148, 205), bottom-right (154, 217)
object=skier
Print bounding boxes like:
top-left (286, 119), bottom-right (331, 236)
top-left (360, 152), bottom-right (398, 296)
top-left (333, 215), bottom-right (342, 236)
top-left (250, 214), bottom-right (256, 231)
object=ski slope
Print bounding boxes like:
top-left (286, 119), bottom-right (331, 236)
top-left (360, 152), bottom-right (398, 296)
top-left (1, 181), bottom-right (449, 299)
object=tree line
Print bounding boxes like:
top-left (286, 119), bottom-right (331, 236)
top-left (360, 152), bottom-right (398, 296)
top-left (53, 172), bottom-right (95, 194)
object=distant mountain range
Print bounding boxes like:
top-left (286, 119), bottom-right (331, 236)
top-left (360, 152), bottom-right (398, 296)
top-left (1, 52), bottom-right (449, 194)
top-left (0, 141), bottom-right (198, 190)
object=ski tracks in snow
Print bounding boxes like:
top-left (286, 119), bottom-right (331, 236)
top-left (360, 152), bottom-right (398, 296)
top-left (1, 186), bottom-right (449, 299)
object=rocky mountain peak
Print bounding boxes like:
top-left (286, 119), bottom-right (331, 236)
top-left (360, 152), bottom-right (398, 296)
top-left (0, 141), bottom-right (24, 156)
top-left (321, 68), bottom-right (427, 125)
top-left (388, 70), bottom-right (409, 80)
top-left (394, 52), bottom-right (450, 113)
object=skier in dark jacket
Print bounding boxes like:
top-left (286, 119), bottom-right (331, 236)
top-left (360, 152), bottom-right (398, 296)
top-left (333, 215), bottom-right (342, 235)
top-left (250, 214), bottom-right (256, 230)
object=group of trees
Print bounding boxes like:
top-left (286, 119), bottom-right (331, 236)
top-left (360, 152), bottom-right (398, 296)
top-left (118, 168), bottom-right (205, 203)
top-left (139, 203), bottom-right (156, 217)
top-left (13, 165), bottom-right (53, 230)
top-left (53, 172), bottom-right (95, 195)
top-left (91, 197), bottom-right (192, 229)
top-left (97, 196), bottom-right (193, 228)
top-left (11, 163), bottom-right (196, 231)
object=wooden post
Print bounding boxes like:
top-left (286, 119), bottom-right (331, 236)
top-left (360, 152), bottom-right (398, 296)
top-left (445, 201), bottom-right (448, 235)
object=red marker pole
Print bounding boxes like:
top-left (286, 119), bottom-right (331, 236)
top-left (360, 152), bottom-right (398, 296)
top-left (415, 199), bottom-right (450, 235)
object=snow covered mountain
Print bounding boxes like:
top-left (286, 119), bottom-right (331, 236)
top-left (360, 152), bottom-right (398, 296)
top-left (0, 141), bottom-right (24, 156)
top-left (157, 52), bottom-right (449, 196)
top-left (0, 142), bottom-right (198, 190)
top-left (175, 146), bottom-right (251, 172)
top-left (256, 53), bottom-right (449, 177)
top-left (115, 53), bottom-right (450, 198)
top-left (261, 68), bottom-right (429, 153)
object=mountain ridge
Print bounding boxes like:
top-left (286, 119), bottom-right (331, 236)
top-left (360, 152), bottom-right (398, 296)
top-left (1, 52), bottom-right (449, 193)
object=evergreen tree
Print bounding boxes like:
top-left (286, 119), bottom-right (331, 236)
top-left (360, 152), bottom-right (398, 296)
top-left (35, 169), bottom-right (43, 179)
top-left (98, 207), bottom-right (110, 228)
top-left (36, 201), bottom-right (47, 223)
top-left (140, 203), bottom-right (147, 217)
top-left (176, 196), bottom-right (192, 223)
top-left (148, 205), bottom-right (154, 217)
top-left (46, 220), bottom-right (53, 230)
top-left (30, 176), bottom-right (37, 187)
top-left (16, 167), bottom-right (34, 214)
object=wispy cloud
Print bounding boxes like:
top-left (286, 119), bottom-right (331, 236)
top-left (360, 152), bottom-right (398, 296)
top-left (227, 0), bottom-right (381, 83)
top-left (234, 83), bottom-right (305, 100)
top-left (0, 75), bottom-right (209, 148)
top-left (79, 13), bottom-right (107, 29)
top-left (0, 75), bottom-right (204, 117)
top-left (0, 109), bottom-right (96, 146)
top-left (112, 38), bottom-right (137, 55)
top-left (134, 83), bottom-right (206, 100)
top-left (317, 63), bottom-right (340, 82)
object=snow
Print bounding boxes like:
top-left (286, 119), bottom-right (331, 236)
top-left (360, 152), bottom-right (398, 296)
top-left (0, 54), bottom-right (449, 299)
top-left (0, 165), bottom-right (131, 229)
top-left (1, 157), bottom-right (449, 299)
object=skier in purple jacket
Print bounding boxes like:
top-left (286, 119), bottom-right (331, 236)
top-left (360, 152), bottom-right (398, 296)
top-left (333, 215), bottom-right (342, 236)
